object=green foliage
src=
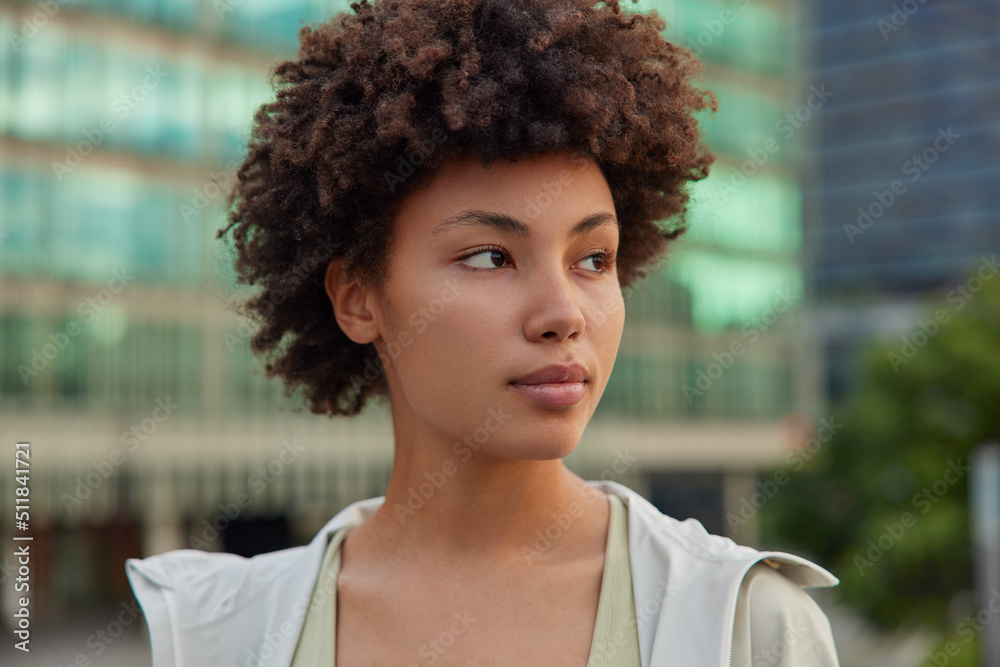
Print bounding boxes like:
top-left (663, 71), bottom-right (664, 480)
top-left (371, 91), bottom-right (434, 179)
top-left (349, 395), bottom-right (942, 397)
top-left (759, 260), bottom-right (1000, 631)
top-left (923, 628), bottom-right (981, 667)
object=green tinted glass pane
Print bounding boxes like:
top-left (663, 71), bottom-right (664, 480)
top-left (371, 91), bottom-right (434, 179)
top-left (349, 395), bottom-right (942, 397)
top-left (0, 168), bottom-right (45, 275)
top-left (51, 169), bottom-right (138, 283)
top-left (668, 250), bottom-right (801, 332)
top-left (162, 56), bottom-right (203, 160)
top-left (51, 314), bottom-right (88, 407)
top-left (1, 314), bottom-right (36, 399)
top-left (700, 80), bottom-right (786, 161)
top-left (0, 14), bottom-right (9, 134)
top-left (687, 167), bottom-right (802, 255)
top-left (13, 27), bottom-right (63, 140)
top-left (623, 267), bottom-right (694, 326)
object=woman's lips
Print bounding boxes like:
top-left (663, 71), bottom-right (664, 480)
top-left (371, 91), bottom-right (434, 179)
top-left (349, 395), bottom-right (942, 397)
top-left (509, 381), bottom-right (587, 407)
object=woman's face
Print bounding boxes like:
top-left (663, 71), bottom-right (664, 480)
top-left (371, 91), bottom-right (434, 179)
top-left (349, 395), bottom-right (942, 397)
top-left (366, 149), bottom-right (626, 461)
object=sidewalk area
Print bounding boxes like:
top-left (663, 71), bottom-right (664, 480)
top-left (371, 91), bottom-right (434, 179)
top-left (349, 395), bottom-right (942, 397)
top-left (1, 605), bottom-right (151, 667)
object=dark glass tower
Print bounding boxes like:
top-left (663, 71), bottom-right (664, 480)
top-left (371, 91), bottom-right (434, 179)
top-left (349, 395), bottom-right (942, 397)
top-left (806, 0), bottom-right (1000, 400)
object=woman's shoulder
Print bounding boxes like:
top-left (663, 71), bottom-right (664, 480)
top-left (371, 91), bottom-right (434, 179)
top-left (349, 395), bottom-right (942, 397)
top-left (594, 480), bottom-right (841, 665)
top-left (124, 513), bottom-right (365, 608)
top-left (594, 479), bottom-right (838, 587)
top-left (731, 561), bottom-right (841, 666)
top-left (123, 511), bottom-right (369, 666)
top-left (126, 540), bottom-right (312, 587)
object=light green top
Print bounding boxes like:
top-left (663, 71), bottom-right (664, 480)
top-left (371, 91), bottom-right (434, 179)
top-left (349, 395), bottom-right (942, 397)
top-left (585, 492), bottom-right (642, 667)
top-left (290, 492), bottom-right (641, 666)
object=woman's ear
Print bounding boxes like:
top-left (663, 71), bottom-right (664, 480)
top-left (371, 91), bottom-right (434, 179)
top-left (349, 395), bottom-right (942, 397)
top-left (324, 258), bottom-right (381, 345)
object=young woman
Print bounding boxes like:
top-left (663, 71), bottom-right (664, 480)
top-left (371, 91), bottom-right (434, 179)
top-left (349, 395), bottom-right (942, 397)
top-left (126, 1), bottom-right (841, 665)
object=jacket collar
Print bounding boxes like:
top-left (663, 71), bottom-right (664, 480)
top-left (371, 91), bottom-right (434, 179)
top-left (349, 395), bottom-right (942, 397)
top-left (127, 479), bottom-right (837, 667)
top-left (296, 478), bottom-right (838, 666)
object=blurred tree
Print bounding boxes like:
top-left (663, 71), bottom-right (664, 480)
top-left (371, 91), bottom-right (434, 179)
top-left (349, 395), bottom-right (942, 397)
top-left (759, 260), bottom-right (1000, 633)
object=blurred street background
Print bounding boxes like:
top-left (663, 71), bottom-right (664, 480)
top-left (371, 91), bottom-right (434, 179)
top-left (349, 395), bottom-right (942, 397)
top-left (0, 0), bottom-right (997, 665)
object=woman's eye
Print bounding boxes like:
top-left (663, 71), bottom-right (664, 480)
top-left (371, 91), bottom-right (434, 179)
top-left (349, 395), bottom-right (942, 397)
top-left (462, 249), bottom-right (508, 269)
top-left (459, 247), bottom-right (614, 273)
top-left (580, 255), bottom-right (605, 273)
top-left (581, 251), bottom-right (616, 273)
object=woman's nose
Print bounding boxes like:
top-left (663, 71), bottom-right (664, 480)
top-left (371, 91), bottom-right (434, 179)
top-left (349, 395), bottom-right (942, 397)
top-left (521, 269), bottom-right (587, 342)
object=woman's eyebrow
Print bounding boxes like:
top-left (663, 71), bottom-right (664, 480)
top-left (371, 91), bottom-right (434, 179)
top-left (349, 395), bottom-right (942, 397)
top-left (432, 210), bottom-right (618, 239)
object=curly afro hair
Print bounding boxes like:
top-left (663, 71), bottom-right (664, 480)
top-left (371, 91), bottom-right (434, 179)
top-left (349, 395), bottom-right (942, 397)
top-left (217, 0), bottom-right (717, 418)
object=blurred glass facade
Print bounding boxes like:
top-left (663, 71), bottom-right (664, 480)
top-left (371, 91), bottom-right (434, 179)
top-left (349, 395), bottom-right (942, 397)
top-left (807, 0), bottom-right (1000, 401)
top-left (0, 0), bottom-right (813, 614)
top-left (584, 0), bottom-right (812, 423)
top-left (0, 0), bottom-right (811, 421)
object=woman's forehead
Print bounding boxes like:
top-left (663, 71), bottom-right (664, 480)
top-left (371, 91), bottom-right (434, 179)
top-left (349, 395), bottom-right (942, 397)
top-left (390, 150), bottom-right (615, 235)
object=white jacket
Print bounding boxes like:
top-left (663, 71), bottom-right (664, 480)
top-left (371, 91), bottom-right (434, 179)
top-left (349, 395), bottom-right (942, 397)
top-left (125, 479), bottom-right (839, 667)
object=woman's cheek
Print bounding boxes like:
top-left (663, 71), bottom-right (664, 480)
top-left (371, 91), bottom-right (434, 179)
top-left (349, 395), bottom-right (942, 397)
top-left (408, 307), bottom-right (429, 336)
top-left (588, 293), bottom-right (624, 331)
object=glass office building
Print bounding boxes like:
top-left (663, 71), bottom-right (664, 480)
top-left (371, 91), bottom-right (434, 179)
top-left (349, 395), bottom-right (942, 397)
top-left (0, 0), bottom-right (814, 614)
top-left (807, 0), bottom-right (1000, 401)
